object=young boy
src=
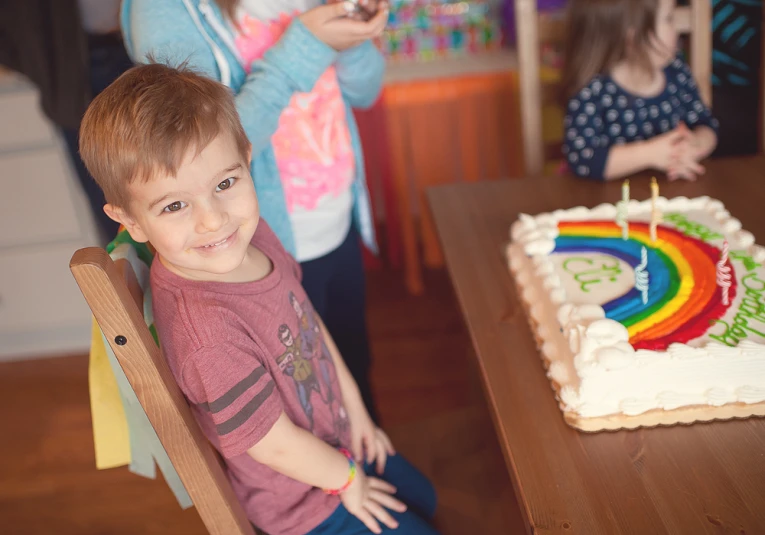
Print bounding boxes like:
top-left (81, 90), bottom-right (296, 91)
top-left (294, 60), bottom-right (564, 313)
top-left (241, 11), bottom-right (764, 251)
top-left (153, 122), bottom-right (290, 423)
top-left (78, 63), bottom-right (439, 535)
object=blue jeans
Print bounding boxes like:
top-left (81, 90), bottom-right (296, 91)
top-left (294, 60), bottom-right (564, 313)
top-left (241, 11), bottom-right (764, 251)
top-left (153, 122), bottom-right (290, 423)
top-left (307, 454), bottom-right (440, 535)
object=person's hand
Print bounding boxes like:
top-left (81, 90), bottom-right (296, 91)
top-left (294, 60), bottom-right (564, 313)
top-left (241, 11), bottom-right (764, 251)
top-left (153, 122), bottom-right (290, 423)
top-left (646, 125), bottom-right (690, 172)
top-left (329, 0), bottom-right (381, 21)
top-left (299, 1), bottom-right (389, 51)
top-left (347, 401), bottom-right (396, 474)
top-left (667, 122), bottom-right (705, 181)
top-left (340, 469), bottom-right (406, 534)
top-left (667, 139), bottom-right (705, 181)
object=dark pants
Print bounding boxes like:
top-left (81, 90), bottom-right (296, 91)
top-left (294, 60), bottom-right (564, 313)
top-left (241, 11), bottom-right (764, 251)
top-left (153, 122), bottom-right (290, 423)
top-left (300, 227), bottom-right (379, 424)
top-left (306, 454), bottom-right (439, 535)
top-left (61, 32), bottom-right (133, 242)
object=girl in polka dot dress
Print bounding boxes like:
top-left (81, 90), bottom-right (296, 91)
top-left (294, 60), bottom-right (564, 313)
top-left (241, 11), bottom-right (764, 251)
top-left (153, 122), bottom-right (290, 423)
top-left (560, 0), bottom-right (718, 181)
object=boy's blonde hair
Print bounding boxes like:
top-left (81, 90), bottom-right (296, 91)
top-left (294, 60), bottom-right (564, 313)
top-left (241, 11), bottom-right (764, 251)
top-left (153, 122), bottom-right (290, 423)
top-left (79, 62), bottom-right (250, 209)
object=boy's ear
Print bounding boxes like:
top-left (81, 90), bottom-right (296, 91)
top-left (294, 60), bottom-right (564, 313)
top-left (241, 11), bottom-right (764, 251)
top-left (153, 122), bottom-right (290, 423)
top-left (103, 204), bottom-right (149, 243)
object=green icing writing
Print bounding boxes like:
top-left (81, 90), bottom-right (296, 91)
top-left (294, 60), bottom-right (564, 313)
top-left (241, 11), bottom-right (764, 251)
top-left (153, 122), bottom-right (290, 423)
top-left (664, 212), bottom-right (724, 242)
top-left (730, 250), bottom-right (762, 272)
top-left (709, 270), bottom-right (765, 347)
top-left (562, 256), bottom-right (623, 293)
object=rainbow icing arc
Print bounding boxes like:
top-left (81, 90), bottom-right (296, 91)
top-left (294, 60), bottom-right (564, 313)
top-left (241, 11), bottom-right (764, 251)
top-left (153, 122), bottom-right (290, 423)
top-left (554, 221), bottom-right (736, 350)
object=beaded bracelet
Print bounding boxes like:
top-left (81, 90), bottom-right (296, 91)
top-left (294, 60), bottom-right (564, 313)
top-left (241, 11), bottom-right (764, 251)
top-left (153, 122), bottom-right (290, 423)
top-left (323, 448), bottom-right (357, 495)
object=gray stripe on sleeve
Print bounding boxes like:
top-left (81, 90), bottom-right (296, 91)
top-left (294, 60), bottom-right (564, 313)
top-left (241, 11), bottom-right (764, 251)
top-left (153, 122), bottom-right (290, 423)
top-left (199, 367), bottom-right (268, 413)
top-left (216, 380), bottom-right (276, 436)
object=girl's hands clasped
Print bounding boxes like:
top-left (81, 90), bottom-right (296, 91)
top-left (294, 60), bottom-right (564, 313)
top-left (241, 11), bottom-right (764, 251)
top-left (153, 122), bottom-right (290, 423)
top-left (647, 123), bottom-right (705, 181)
top-left (299, 1), bottom-right (389, 51)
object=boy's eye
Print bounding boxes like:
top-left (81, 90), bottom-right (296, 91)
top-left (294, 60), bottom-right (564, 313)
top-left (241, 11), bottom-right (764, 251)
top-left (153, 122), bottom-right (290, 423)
top-left (163, 201), bottom-right (186, 213)
top-left (217, 177), bottom-right (236, 191)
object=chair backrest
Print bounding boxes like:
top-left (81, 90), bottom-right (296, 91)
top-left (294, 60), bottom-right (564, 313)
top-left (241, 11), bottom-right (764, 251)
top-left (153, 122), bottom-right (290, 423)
top-left (70, 247), bottom-right (255, 535)
top-left (515, 0), bottom-right (713, 176)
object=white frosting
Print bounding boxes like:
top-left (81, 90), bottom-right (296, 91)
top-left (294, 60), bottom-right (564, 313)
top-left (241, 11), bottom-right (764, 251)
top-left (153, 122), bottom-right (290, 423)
top-left (508, 196), bottom-right (765, 418)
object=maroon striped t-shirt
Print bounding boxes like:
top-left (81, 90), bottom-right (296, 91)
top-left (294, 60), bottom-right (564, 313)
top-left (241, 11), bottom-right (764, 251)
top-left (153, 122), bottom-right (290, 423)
top-left (150, 220), bottom-right (351, 535)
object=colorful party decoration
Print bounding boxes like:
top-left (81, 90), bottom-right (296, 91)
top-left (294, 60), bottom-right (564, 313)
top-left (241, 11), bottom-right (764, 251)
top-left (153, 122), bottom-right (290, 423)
top-left (381, 0), bottom-right (503, 62)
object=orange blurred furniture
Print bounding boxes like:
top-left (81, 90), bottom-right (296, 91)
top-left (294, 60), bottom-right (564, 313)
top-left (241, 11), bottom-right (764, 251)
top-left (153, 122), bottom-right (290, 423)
top-left (381, 57), bottom-right (524, 294)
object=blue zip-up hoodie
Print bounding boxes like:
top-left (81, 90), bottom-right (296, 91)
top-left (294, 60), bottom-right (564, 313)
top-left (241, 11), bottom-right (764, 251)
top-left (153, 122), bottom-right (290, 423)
top-left (121, 0), bottom-right (384, 256)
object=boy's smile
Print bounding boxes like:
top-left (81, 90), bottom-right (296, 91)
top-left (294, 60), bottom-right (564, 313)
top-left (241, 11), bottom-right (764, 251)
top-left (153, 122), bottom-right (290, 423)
top-left (105, 131), bottom-right (264, 283)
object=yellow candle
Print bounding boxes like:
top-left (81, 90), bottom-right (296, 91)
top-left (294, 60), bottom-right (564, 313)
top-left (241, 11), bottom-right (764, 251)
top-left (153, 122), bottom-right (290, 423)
top-left (650, 177), bottom-right (660, 242)
top-left (623, 179), bottom-right (630, 203)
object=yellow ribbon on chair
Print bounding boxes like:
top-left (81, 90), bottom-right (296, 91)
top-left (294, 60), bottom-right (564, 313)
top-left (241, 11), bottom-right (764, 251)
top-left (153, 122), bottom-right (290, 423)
top-left (87, 230), bottom-right (192, 509)
top-left (88, 318), bottom-right (131, 469)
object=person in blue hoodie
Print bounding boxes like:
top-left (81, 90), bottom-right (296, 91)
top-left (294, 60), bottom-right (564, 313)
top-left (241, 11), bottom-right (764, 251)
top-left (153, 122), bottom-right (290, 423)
top-left (121, 0), bottom-right (388, 423)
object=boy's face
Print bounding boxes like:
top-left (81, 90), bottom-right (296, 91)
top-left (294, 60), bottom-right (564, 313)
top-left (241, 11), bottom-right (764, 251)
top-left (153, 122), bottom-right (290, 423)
top-left (106, 131), bottom-right (259, 282)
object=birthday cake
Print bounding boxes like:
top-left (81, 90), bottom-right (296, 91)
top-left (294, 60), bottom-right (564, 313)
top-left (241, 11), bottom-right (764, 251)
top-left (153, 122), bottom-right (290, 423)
top-left (507, 193), bottom-right (765, 431)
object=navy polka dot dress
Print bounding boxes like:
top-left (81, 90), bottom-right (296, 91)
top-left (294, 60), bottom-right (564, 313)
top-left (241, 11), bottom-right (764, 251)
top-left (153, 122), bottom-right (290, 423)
top-left (563, 56), bottom-right (719, 180)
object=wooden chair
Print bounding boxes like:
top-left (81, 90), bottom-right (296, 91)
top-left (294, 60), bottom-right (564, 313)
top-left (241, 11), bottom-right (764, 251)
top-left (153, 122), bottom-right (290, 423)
top-left (70, 247), bottom-right (256, 535)
top-left (515, 0), bottom-right (713, 176)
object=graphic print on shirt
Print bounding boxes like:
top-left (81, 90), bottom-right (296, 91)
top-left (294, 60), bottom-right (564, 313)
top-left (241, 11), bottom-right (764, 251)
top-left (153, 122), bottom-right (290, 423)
top-left (234, 11), bottom-right (355, 214)
top-left (276, 323), bottom-right (321, 429)
top-left (276, 292), bottom-right (349, 443)
top-left (289, 292), bottom-right (350, 442)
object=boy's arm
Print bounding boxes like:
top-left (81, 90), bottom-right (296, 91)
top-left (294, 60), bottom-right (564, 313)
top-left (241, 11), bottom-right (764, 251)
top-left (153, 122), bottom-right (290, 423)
top-left (247, 412), bottom-right (351, 490)
top-left (250, 415), bottom-right (406, 534)
top-left (315, 314), bottom-right (365, 415)
top-left (315, 314), bottom-right (391, 467)
top-left (179, 338), bottom-right (351, 490)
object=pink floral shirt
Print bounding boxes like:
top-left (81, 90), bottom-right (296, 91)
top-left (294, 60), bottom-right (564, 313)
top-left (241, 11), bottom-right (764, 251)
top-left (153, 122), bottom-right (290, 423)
top-left (234, 10), bottom-right (355, 215)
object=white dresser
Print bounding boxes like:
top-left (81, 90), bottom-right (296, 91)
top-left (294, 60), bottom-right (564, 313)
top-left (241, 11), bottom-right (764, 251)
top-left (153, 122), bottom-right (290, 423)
top-left (0, 68), bottom-right (100, 360)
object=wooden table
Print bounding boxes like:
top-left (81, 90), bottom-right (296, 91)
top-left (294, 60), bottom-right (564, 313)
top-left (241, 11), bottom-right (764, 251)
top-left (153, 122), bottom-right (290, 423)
top-left (427, 156), bottom-right (765, 535)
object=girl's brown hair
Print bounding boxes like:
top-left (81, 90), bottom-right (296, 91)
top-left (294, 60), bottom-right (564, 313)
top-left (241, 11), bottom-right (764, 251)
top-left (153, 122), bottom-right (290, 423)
top-left (560, 0), bottom-right (660, 101)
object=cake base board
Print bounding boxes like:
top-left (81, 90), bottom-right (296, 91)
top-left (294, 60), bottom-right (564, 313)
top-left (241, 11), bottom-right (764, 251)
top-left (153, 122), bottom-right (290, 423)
top-left (563, 400), bottom-right (765, 432)
top-left (512, 272), bottom-right (765, 433)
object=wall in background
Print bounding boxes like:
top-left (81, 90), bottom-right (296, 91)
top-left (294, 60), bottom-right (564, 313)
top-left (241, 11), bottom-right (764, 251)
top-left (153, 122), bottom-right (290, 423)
top-left (711, 0), bottom-right (763, 156)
